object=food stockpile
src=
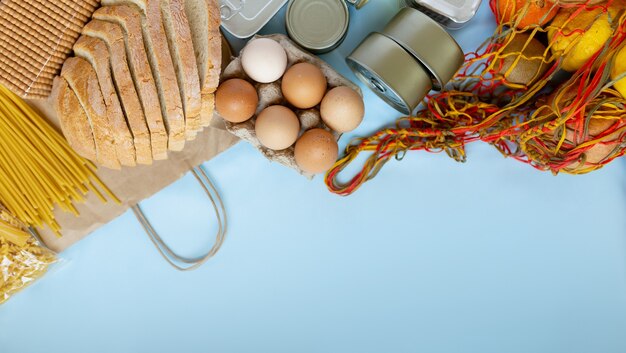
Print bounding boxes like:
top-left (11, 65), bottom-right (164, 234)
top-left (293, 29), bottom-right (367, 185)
top-left (1, 0), bottom-right (624, 304)
top-left (326, 0), bottom-right (626, 195)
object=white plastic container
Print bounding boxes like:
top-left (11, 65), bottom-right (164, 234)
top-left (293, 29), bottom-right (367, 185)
top-left (219, 0), bottom-right (288, 38)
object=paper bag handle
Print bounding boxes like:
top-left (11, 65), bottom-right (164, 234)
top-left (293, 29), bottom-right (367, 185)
top-left (131, 166), bottom-right (226, 271)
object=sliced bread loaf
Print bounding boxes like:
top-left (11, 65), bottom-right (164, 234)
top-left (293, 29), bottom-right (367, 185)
top-left (82, 20), bottom-right (155, 165)
top-left (61, 57), bottom-right (121, 170)
top-left (73, 35), bottom-right (137, 167)
top-left (92, 5), bottom-right (169, 160)
top-left (161, 0), bottom-right (202, 138)
top-left (184, 0), bottom-right (221, 127)
top-left (50, 76), bottom-right (97, 162)
top-left (101, 0), bottom-right (187, 151)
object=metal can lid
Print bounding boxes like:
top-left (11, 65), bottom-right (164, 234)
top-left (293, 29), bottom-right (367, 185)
top-left (346, 32), bottom-right (433, 115)
top-left (286, 0), bottom-right (349, 54)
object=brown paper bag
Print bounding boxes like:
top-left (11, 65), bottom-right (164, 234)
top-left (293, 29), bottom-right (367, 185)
top-left (25, 100), bottom-right (239, 254)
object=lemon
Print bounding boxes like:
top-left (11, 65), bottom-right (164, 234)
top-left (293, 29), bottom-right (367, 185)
top-left (611, 45), bottom-right (626, 99)
top-left (548, 7), bottom-right (614, 72)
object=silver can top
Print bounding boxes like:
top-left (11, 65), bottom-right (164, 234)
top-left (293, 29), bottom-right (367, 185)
top-left (286, 0), bottom-right (350, 54)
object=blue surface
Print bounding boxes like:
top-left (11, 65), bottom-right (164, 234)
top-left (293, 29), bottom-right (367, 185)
top-left (2, 2), bottom-right (626, 353)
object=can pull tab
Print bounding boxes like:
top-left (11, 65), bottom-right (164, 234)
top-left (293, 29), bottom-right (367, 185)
top-left (345, 0), bottom-right (369, 9)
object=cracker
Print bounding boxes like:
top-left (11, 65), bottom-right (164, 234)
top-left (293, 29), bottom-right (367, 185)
top-left (0, 6), bottom-right (76, 49)
top-left (0, 61), bottom-right (52, 90)
top-left (0, 37), bottom-right (63, 69)
top-left (22, 0), bottom-right (90, 24)
top-left (14, 0), bottom-right (84, 34)
top-left (0, 20), bottom-right (72, 58)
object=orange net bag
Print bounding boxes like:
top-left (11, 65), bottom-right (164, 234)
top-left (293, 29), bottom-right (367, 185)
top-left (326, 0), bottom-right (626, 195)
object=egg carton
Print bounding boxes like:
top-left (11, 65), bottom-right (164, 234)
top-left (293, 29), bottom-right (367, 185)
top-left (215, 33), bottom-right (362, 177)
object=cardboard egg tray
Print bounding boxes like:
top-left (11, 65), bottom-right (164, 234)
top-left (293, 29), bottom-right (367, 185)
top-left (216, 34), bottom-right (362, 177)
top-left (0, 0), bottom-right (99, 99)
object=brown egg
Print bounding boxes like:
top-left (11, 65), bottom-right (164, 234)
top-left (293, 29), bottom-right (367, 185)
top-left (215, 78), bottom-right (258, 123)
top-left (281, 62), bottom-right (328, 109)
top-left (255, 105), bottom-right (300, 150)
top-left (320, 86), bottom-right (365, 133)
top-left (294, 129), bottom-right (338, 174)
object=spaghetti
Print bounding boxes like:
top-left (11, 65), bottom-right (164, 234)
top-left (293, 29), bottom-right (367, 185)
top-left (0, 83), bottom-right (118, 235)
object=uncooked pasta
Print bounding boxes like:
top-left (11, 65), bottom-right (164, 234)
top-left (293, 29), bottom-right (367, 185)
top-left (0, 208), bottom-right (56, 304)
top-left (0, 83), bottom-right (118, 235)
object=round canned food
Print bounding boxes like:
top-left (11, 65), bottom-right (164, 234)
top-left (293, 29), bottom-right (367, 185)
top-left (286, 0), bottom-right (350, 54)
top-left (346, 32), bottom-right (433, 115)
top-left (383, 7), bottom-right (464, 90)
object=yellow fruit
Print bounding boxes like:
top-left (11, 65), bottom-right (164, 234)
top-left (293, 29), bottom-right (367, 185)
top-left (548, 6), bottom-right (615, 72)
top-left (611, 45), bottom-right (626, 99)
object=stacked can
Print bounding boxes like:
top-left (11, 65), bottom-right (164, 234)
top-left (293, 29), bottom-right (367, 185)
top-left (347, 8), bottom-right (465, 114)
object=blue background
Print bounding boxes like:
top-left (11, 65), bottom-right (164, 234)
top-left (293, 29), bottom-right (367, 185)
top-left (2, 2), bottom-right (626, 352)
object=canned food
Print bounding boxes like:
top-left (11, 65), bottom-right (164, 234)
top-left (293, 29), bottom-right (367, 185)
top-left (404, 0), bottom-right (482, 29)
top-left (285, 0), bottom-right (350, 54)
top-left (346, 33), bottom-right (433, 115)
top-left (383, 8), bottom-right (464, 90)
top-left (285, 0), bottom-right (369, 54)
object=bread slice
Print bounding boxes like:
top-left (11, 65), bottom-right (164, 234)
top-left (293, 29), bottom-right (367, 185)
top-left (200, 92), bottom-right (214, 128)
top-left (100, 0), bottom-right (186, 151)
top-left (82, 20), bottom-right (155, 165)
top-left (184, 0), bottom-right (221, 127)
top-left (92, 5), bottom-right (168, 160)
top-left (61, 57), bottom-right (121, 170)
top-left (161, 0), bottom-right (202, 138)
top-left (50, 76), bottom-right (97, 162)
top-left (73, 35), bottom-right (137, 167)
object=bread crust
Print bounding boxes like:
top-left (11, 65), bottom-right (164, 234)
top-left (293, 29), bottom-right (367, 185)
top-left (189, 0), bottom-right (221, 127)
top-left (82, 19), bottom-right (155, 165)
top-left (93, 5), bottom-right (169, 160)
top-left (162, 0), bottom-right (202, 137)
top-left (205, 0), bottom-right (222, 94)
top-left (50, 76), bottom-right (97, 162)
top-left (101, 0), bottom-right (187, 151)
top-left (61, 57), bottom-right (121, 170)
top-left (74, 35), bottom-right (138, 167)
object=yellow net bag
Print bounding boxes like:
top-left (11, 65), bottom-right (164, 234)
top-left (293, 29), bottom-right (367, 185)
top-left (326, 0), bottom-right (626, 195)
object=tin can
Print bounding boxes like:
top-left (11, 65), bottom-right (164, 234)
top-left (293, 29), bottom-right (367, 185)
top-left (346, 7), bottom-right (464, 114)
top-left (383, 8), bottom-right (464, 90)
top-left (285, 0), bottom-right (368, 54)
top-left (219, 0), bottom-right (288, 38)
top-left (346, 33), bottom-right (433, 115)
top-left (285, 0), bottom-right (349, 54)
top-left (403, 0), bottom-right (482, 29)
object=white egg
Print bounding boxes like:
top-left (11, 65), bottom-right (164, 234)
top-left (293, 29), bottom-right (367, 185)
top-left (241, 38), bottom-right (288, 83)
